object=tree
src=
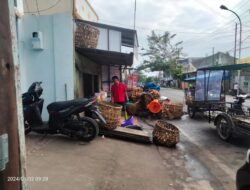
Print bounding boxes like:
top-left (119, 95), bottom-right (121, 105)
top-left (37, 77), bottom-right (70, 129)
top-left (137, 71), bottom-right (147, 83)
top-left (137, 31), bottom-right (183, 79)
top-left (145, 76), bottom-right (156, 83)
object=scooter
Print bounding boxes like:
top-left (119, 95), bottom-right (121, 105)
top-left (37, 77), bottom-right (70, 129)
top-left (228, 94), bottom-right (249, 115)
top-left (22, 82), bottom-right (106, 142)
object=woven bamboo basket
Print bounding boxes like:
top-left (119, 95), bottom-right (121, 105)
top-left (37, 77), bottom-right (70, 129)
top-left (161, 101), bottom-right (183, 119)
top-left (98, 102), bottom-right (122, 130)
top-left (75, 22), bottom-right (100, 49)
top-left (153, 120), bottom-right (180, 147)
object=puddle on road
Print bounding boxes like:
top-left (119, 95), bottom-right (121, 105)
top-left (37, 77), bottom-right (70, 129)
top-left (179, 144), bottom-right (213, 181)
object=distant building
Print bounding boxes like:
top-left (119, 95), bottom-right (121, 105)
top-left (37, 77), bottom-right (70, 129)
top-left (179, 52), bottom-right (235, 74)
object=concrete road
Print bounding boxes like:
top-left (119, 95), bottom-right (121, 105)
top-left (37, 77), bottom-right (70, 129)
top-left (25, 88), bottom-right (250, 190)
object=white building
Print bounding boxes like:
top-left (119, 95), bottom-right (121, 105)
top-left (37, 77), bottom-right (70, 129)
top-left (18, 0), bottom-right (138, 120)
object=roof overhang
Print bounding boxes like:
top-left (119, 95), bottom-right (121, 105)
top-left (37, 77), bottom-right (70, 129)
top-left (75, 19), bottom-right (139, 48)
top-left (76, 47), bottom-right (134, 66)
top-left (198, 63), bottom-right (250, 71)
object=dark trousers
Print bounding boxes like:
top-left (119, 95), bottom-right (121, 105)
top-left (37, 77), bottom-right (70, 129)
top-left (115, 102), bottom-right (125, 111)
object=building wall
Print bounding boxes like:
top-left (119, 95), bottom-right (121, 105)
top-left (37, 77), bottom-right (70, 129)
top-left (23, 0), bottom-right (73, 15)
top-left (74, 0), bottom-right (99, 22)
top-left (96, 28), bottom-right (122, 52)
top-left (24, 0), bottom-right (98, 22)
top-left (19, 13), bottom-right (74, 120)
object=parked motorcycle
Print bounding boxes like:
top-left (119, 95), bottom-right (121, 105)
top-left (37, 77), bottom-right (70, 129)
top-left (228, 94), bottom-right (249, 115)
top-left (22, 82), bottom-right (106, 142)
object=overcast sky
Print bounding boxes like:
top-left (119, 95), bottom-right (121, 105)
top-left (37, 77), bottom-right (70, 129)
top-left (91, 0), bottom-right (250, 68)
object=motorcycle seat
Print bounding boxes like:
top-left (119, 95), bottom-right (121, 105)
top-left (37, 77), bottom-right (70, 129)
top-left (47, 98), bottom-right (92, 112)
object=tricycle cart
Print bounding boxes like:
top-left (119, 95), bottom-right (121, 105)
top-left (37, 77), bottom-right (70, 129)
top-left (184, 63), bottom-right (250, 141)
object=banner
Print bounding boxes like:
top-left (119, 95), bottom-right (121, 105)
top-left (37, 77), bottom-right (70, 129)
top-left (126, 74), bottom-right (138, 90)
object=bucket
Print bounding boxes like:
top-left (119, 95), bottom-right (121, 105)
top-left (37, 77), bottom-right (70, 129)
top-left (148, 100), bottom-right (161, 113)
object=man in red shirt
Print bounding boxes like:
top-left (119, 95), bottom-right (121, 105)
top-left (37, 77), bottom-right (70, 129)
top-left (111, 76), bottom-right (128, 110)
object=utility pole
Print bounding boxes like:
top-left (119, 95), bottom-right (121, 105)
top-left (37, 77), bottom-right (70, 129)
top-left (234, 23), bottom-right (238, 64)
top-left (0, 0), bottom-right (26, 190)
top-left (220, 5), bottom-right (242, 95)
top-left (133, 0), bottom-right (136, 29)
top-left (212, 47), bottom-right (215, 65)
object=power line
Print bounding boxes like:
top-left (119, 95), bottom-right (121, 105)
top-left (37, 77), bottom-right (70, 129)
top-left (183, 16), bottom-right (250, 45)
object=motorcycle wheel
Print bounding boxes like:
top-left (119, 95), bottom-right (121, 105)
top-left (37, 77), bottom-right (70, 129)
top-left (76, 117), bottom-right (99, 142)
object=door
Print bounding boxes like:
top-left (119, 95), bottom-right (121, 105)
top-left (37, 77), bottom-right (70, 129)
top-left (83, 73), bottom-right (93, 97)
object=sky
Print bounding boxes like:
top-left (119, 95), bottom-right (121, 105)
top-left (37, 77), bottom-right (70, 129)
top-left (91, 0), bottom-right (250, 73)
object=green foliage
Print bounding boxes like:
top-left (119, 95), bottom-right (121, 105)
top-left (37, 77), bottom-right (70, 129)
top-left (170, 64), bottom-right (183, 80)
top-left (137, 30), bottom-right (183, 80)
top-left (145, 76), bottom-right (156, 83)
top-left (137, 71), bottom-right (158, 83)
top-left (137, 71), bottom-right (147, 83)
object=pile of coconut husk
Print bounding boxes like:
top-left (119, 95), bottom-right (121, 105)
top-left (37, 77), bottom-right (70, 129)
top-left (129, 87), bottom-right (143, 102)
top-left (127, 90), bottom-right (183, 120)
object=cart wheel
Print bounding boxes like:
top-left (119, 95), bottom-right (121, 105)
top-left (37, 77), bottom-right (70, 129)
top-left (187, 106), bottom-right (196, 118)
top-left (216, 115), bottom-right (233, 141)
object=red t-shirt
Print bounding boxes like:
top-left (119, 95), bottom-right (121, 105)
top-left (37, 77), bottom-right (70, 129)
top-left (111, 82), bottom-right (126, 103)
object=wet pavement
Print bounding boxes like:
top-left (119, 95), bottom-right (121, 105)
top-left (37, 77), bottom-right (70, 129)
top-left (25, 88), bottom-right (250, 190)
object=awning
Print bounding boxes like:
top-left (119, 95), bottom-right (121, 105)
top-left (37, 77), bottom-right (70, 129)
top-left (183, 71), bottom-right (230, 81)
top-left (184, 77), bottom-right (196, 81)
top-left (198, 63), bottom-right (250, 71)
top-left (76, 47), bottom-right (134, 66)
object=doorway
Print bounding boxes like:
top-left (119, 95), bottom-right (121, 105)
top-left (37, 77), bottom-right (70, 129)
top-left (83, 73), bottom-right (93, 97)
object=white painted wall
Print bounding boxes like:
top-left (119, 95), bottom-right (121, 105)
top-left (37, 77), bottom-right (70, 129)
top-left (109, 30), bottom-right (121, 52)
top-left (24, 0), bottom-right (98, 22)
top-left (74, 0), bottom-right (99, 22)
top-left (24, 0), bottom-right (72, 15)
top-left (53, 14), bottom-right (74, 101)
top-left (96, 28), bottom-right (108, 50)
top-left (96, 28), bottom-right (121, 52)
top-left (19, 13), bottom-right (74, 120)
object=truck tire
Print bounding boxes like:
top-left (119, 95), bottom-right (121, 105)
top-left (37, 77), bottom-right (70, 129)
top-left (215, 114), bottom-right (233, 141)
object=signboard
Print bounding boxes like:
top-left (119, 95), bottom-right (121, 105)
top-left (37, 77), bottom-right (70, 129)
top-left (237, 57), bottom-right (250, 64)
top-left (126, 74), bottom-right (138, 90)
